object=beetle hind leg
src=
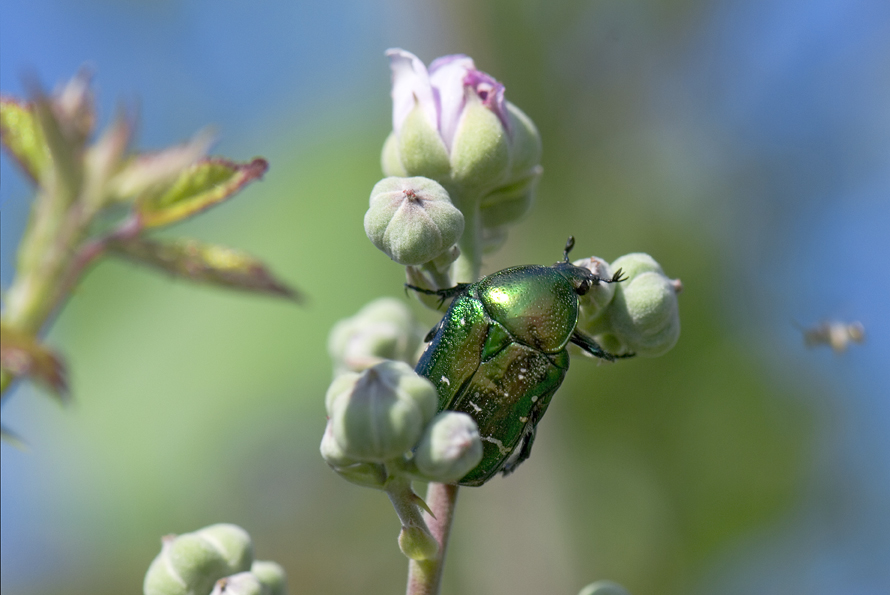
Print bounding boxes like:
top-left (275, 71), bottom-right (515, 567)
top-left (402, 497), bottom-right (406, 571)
top-left (501, 426), bottom-right (537, 477)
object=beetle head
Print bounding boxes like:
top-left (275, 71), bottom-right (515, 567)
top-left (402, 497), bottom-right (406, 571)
top-left (553, 261), bottom-right (597, 295)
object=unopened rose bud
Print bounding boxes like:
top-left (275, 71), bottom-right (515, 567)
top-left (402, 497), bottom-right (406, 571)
top-left (413, 412), bottom-right (483, 483)
top-left (210, 573), bottom-right (263, 595)
top-left (478, 169), bottom-right (540, 228)
top-left (326, 361), bottom-right (438, 462)
top-left (328, 297), bottom-right (424, 375)
top-left (364, 176), bottom-right (464, 266)
top-left (448, 95), bottom-right (510, 191)
top-left (581, 253), bottom-right (680, 357)
top-left (320, 420), bottom-right (388, 489)
top-left (383, 48), bottom-right (541, 202)
top-left (573, 256), bottom-right (618, 320)
top-left (250, 561), bottom-right (287, 595)
top-left (143, 524), bottom-right (253, 595)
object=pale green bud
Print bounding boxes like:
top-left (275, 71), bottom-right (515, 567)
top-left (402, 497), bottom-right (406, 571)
top-left (325, 372), bottom-right (361, 415)
top-left (578, 580), bottom-right (631, 595)
top-left (398, 525), bottom-right (439, 561)
top-left (196, 524), bottom-right (254, 572)
top-left (381, 132), bottom-right (408, 177)
top-left (365, 176), bottom-right (464, 266)
top-left (449, 96), bottom-right (510, 192)
top-left (504, 102), bottom-right (543, 182)
top-left (573, 256), bottom-right (618, 322)
top-left (478, 169), bottom-right (540, 228)
top-left (585, 253), bottom-right (681, 357)
top-left (328, 298), bottom-right (423, 375)
top-left (395, 105), bottom-right (451, 179)
top-left (413, 412), bottom-right (483, 483)
top-left (320, 419), bottom-right (358, 467)
top-left (143, 525), bottom-right (253, 595)
top-left (327, 361), bottom-right (438, 462)
top-left (250, 561), bottom-right (288, 595)
top-left (209, 573), bottom-right (263, 595)
top-left (319, 420), bottom-right (389, 489)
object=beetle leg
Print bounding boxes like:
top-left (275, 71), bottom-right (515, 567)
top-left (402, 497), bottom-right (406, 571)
top-left (570, 330), bottom-right (635, 361)
top-left (405, 283), bottom-right (470, 308)
top-left (502, 424), bottom-right (538, 477)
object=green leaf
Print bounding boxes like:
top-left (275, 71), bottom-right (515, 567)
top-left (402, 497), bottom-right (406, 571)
top-left (137, 157), bottom-right (269, 228)
top-left (107, 237), bottom-right (301, 301)
top-left (0, 96), bottom-right (51, 184)
top-left (0, 323), bottom-right (69, 400)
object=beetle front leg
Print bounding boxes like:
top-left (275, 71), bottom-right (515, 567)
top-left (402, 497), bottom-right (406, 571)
top-left (570, 330), bottom-right (635, 361)
top-left (405, 283), bottom-right (470, 308)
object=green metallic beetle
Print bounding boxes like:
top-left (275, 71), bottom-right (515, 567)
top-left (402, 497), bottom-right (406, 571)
top-left (410, 237), bottom-right (631, 486)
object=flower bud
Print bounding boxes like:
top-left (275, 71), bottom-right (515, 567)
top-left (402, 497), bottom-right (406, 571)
top-left (143, 524), bottom-right (253, 595)
top-left (582, 253), bottom-right (681, 357)
top-left (578, 580), bottom-right (631, 595)
top-left (448, 94), bottom-right (510, 191)
top-left (364, 176), bottom-right (464, 266)
top-left (384, 49), bottom-right (541, 201)
top-left (398, 525), bottom-right (439, 561)
top-left (210, 573), bottom-right (263, 595)
top-left (413, 412), bottom-right (483, 483)
top-left (327, 361), bottom-right (438, 462)
top-left (320, 420), bottom-right (388, 489)
top-left (478, 168), bottom-right (540, 228)
top-left (328, 298), bottom-right (423, 375)
top-left (573, 256), bottom-right (618, 320)
top-left (324, 372), bottom-right (361, 415)
top-left (250, 561), bottom-right (287, 595)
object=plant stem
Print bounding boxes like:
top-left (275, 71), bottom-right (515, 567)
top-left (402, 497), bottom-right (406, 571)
top-left (406, 482), bottom-right (459, 595)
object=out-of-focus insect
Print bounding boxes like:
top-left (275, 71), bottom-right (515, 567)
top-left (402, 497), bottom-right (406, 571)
top-left (799, 320), bottom-right (865, 353)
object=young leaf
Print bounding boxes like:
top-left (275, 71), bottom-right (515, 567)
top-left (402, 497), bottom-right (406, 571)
top-left (108, 127), bottom-right (213, 201)
top-left (107, 237), bottom-right (301, 301)
top-left (136, 157), bottom-right (269, 228)
top-left (0, 324), bottom-right (69, 400)
top-left (0, 97), bottom-right (51, 184)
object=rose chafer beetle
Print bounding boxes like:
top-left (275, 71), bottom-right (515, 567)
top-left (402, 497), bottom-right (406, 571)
top-left (409, 237), bottom-right (631, 486)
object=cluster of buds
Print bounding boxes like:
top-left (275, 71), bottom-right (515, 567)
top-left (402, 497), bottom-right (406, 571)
top-left (143, 524), bottom-right (287, 595)
top-left (366, 48), bottom-right (543, 285)
top-left (322, 299), bottom-right (483, 559)
top-left (574, 253), bottom-right (682, 357)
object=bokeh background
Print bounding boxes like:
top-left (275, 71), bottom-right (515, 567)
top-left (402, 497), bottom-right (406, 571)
top-left (2, 1), bottom-right (888, 594)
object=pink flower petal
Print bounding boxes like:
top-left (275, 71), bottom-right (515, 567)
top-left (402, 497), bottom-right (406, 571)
top-left (386, 48), bottom-right (438, 137)
top-left (464, 69), bottom-right (511, 136)
top-left (429, 54), bottom-right (475, 152)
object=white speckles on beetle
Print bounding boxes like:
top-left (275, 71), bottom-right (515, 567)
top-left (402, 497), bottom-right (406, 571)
top-left (481, 435), bottom-right (511, 455)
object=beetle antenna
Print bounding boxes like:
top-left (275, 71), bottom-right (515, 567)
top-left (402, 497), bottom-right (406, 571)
top-left (563, 236), bottom-right (575, 262)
